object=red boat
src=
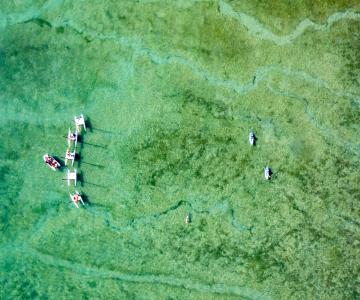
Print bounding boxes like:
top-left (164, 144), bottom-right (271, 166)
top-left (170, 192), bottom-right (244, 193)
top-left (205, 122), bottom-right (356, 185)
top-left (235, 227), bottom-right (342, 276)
top-left (43, 153), bottom-right (61, 171)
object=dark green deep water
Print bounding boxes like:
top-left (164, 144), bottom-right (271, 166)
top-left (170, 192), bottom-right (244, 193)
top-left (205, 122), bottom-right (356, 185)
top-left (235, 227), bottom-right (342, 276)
top-left (1, 1), bottom-right (360, 299)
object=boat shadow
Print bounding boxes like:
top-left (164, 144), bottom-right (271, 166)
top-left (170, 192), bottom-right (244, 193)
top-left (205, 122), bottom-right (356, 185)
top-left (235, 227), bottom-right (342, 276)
top-left (75, 153), bottom-right (104, 169)
top-left (85, 118), bottom-right (93, 133)
top-left (78, 171), bottom-right (107, 188)
top-left (80, 192), bottom-right (91, 206)
top-left (86, 117), bottom-right (118, 135)
top-left (52, 155), bottom-right (65, 171)
top-left (76, 134), bottom-right (85, 151)
top-left (77, 134), bottom-right (107, 150)
top-left (250, 132), bottom-right (257, 146)
top-left (252, 137), bottom-right (257, 146)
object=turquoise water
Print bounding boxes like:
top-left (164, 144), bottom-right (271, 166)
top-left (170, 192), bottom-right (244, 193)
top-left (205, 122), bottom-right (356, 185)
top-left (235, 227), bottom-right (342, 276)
top-left (1, 1), bottom-right (360, 299)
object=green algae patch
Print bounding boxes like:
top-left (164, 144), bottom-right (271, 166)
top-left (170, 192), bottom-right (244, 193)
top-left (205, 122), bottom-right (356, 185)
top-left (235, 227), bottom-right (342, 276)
top-left (1, 1), bottom-right (360, 299)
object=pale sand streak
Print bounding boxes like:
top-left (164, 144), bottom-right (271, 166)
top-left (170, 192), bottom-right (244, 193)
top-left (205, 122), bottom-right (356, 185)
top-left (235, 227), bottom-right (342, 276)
top-left (2, 4), bottom-right (359, 152)
top-left (7, 245), bottom-right (269, 300)
top-left (219, 0), bottom-right (360, 45)
top-left (55, 20), bottom-right (360, 102)
top-left (2, 4), bottom-right (359, 102)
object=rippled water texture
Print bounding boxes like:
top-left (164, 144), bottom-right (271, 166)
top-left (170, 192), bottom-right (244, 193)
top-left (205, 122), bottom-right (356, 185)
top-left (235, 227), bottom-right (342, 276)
top-left (1, 1), bottom-right (360, 299)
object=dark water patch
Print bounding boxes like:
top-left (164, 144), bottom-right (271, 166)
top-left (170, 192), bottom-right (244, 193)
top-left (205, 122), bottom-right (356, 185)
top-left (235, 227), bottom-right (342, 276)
top-left (0, 164), bottom-right (21, 234)
top-left (272, 223), bottom-right (360, 298)
top-left (179, 89), bottom-right (235, 121)
top-left (338, 102), bottom-right (360, 129)
top-left (285, 149), bottom-right (359, 208)
top-left (0, 164), bottom-right (23, 203)
top-left (131, 89), bottom-right (249, 195)
top-left (0, 22), bottom-right (109, 112)
top-left (56, 26), bottom-right (65, 34)
top-left (340, 21), bottom-right (360, 88)
top-left (166, 219), bottom-right (279, 281)
top-left (0, 123), bottom-right (34, 161)
top-left (132, 124), bottom-right (241, 192)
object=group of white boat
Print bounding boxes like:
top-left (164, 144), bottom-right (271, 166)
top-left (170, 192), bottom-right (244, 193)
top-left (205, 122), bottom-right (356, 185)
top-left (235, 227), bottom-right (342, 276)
top-left (249, 131), bottom-right (272, 180)
top-left (43, 114), bottom-right (87, 208)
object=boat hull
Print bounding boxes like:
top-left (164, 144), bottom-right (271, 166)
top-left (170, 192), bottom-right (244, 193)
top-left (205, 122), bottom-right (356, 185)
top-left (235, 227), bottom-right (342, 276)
top-left (249, 132), bottom-right (256, 145)
top-left (43, 155), bottom-right (60, 171)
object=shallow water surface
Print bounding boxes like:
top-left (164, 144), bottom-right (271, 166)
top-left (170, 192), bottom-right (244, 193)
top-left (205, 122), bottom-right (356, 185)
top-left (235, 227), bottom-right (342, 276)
top-left (0, 1), bottom-right (360, 299)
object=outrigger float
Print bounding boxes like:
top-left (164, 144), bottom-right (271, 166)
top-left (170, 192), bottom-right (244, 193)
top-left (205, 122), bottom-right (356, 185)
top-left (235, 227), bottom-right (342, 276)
top-left (69, 190), bottom-right (84, 208)
top-left (43, 153), bottom-right (60, 171)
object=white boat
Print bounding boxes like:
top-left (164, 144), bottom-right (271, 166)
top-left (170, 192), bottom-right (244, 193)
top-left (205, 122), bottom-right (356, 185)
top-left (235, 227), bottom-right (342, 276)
top-left (43, 154), bottom-right (60, 171)
top-left (74, 114), bottom-right (86, 132)
top-left (67, 128), bottom-right (78, 149)
top-left (65, 149), bottom-right (76, 166)
top-left (69, 190), bottom-right (84, 208)
top-left (249, 131), bottom-right (256, 145)
top-left (264, 167), bottom-right (272, 180)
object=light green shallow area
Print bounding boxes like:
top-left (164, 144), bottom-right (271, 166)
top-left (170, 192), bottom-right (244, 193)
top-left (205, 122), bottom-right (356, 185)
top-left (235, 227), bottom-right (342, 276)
top-left (0, 0), bottom-right (360, 299)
